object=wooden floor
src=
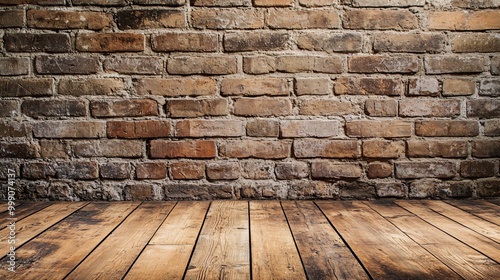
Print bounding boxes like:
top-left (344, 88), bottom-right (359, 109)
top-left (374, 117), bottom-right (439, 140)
top-left (1, 200), bottom-right (499, 279)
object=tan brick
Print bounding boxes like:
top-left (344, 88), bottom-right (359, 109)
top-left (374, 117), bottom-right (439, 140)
top-left (152, 33), bottom-right (218, 52)
top-left (22, 100), bottom-right (86, 118)
top-left (207, 161), bottom-right (240, 180)
top-left (408, 140), bottom-right (468, 158)
top-left (484, 119), bottom-right (500, 136)
top-left (40, 140), bottom-right (70, 159)
top-left (0, 57), bottom-right (29, 76)
top-left (100, 162), bottom-right (130, 180)
top-left (0, 78), bottom-right (53, 97)
top-left (107, 120), bottom-right (172, 138)
top-left (415, 121), bottom-right (479, 137)
top-left (492, 56), bottom-right (500, 75)
top-left (276, 55), bottom-right (342, 74)
top-left (150, 140), bottom-right (216, 159)
top-left (73, 0), bottom-right (126, 5)
top-left (74, 140), bottom-right (144, 158)
top-left (170, 161), bottom-right (205, 180)
top-left (0, 101), bottom-right (18, 117)
top-left (335, 77), bottom-right (403, 96)
top-left (346, 120), bottom-right (412, 138)
top-left (5, 34), bottom-right (71, 53)
top-left (221, 78), bottom-right (288, 96)
top-left (36, 56), bottom-right (99, 74)
top-left (299, 99), bottom-right (360, 115)
top-left (136, 78), bottom-right (216, 97)
top-left (297, 32), bottom-right (362, 53)
top-left (311, 161), bottom-right (362, 179)
top-left (233, 98), bottom-right (292, 116)
top-left (59, 78), bottom-right (124, 96)
top-left (167, 55), bottom-right (237, 75)
top-left (192, 8), bottom-right (263, 29)
top-left (116, 10), bottom-right (184, 29)
top-left (374, 33), bottom-right (445, 53)
top-left (480, 79), bottom-right (500, 97)
top-left (407, 77), bottom-right (440, 96)
top-left (472, 140), bottom-right (500, 158)
top-left (103, 57), bottom-right (163, 75)
top-left (33, 121), bottom-right (105, 138)
top-left (243, 56), bottom-right (276, 74)
top-left (281, 120), bottom-right (340, 138)
top-left (349, 55), bottom-right (418, 73)
top-left (91, 99), bottom-right (158, 117)
top-left (363, 140), bottom-right (405, 158)
top-left (0, 121), bottom-right (30, 138)
top-left (450, 0), bottom-right (499, 8)
top-left (467, 99), bottom-right (500, 118)
top-left (367, 162), bottom-right (393, 179)
top-left (268, 9), bottom-right (340, 29)
top-left (399, 99), bottom-right (461, 117)
top-left (136, 162), bottom-right (167, 180)
top-left (299, 0), bottom-right (333, 6)
top-left (294, 139), bottom-right (359, 158)
top-left (246, 119), bottom-right (279, 137)
top-left (425, 56), bottom-right (485, 74)
top-left (0, 10), bottom-right (24, 28)
top-left (28, 10), bottom-right (112, 30)
top-left (167, 99), bottom-right (228, 117)
top-left (353, 0), bottom-right (424, 6)
top-left (395, 162), bottom-right (456, 179)
top-left (220, 140), bottom-right (290, 159)
top-left (460, 160), bottom-right (496, 178)
top-left (344, 9), bottom-right (417, 30)
top-left (365, 99), bottom-right (398, 117)
top-left (77, 33), bottom-right (145, 52)
top-left (254, 0), bottom-right (293, 6)
top-left (428, 10), bottom-right (500, 30)
top-left (224, 31), bottom-right (290, 51)
top-left (442, 79), bottom-right (475, 96)
top-left (295, 77), bottom-right (331, 95)
top-left (175, 120), bottom-right (244, 137)
top-left (0, 0), bottom-right (64, 4)
top-left (134, 0), bottom-right (185, 5)
top-left (451, 34), bottom-right (500, 53)
top-left (22, 162), bottom-right (56, 179)
top-left (275, 161), bottom-right (309, 180)
top-left (241, 160), bottom-right (274, 179)
top-left (124, 184), bottom-right (154, 200)
top-left (192, 0), bottom-right (249, 6)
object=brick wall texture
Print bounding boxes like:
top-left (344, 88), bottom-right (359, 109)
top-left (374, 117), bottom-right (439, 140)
top-left (1, 0), bottom-right (499, 200)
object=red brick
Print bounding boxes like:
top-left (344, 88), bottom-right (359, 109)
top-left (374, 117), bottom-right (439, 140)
top-left (374, 33), bottom-right (445, 53)
top-left (134, 0), bottom-right (185, 5)
top-left (224, 31), bottom-right (290, 52)
top-left (0, 101), bottom-right (19, 117)
top-left (33, 121), bottom-right (105, 138)
top-left (311, 161), bottom-right (362, 179)
top-left (91, 99), bottom-right (158, 117)
top-left (219, 140), bottom-right (290, 159)
top-left (0, 142), bottom-right (39, 158)
top-left (451, 34), bottom-right (500, 53)
top-left (150, 140), bottom-right (216, 159)
top-left (100, 162), bottom-right (130, 180)
top-left (460, 161), bottom-right (496, 178)
top-left (233, 98), bottom-right (292, 117)
top-left (107, 120), bottom-right (172, 138)
top-left (0, 78), bottom-right (53, 97)
top-left (476, 179), bottom-right (500, 198)
top-left (344, 9), bottom-right (417, 30)
top-left (408, 140), bottom-right (468, 158)
top-left (280, 120), bottom-right (340, 138)
top-left (73, 0), bottom-right (127, 5)
top-left (395, 162), bottom-right (456, 179)
top-left (207, 161), bottom-right (240, 180)
top-left (467, 99), bottom-right (500, 118)
top-left (36, 56), bottom-right (99, 74)
top-left (346, 120), bottom-right (412, 138)
top-left (363, 140), bottom-right (405, 158)
top-left (334, 77), bottom-right (402, 96)
top-left (5, 34), bottom-right (71, 53)
top-left (276, 55), bottom-right (342, 74)
top-left (349, 55), bottom-right (418, 73)
top-left (241, 160), bottom-right (274, 179)
top-left (415, 121), bottom-right (479, 137)
top-left (425, 56), bottom-right (485, 74)
top-left (136, 162), bottom-right (167, 180)
top-left (246, 119), bottom-right (279, 137)
top-left (192, 8), bottom-right (263, 29)
top-left (295, 77), bottom-right (331, 95)
top-left (167, 99), bottom-right (228, 117)
top-left (58, 78), bottom-right (123, 97)
top-left (74, 140), bottom-right (144, 158)
top-left (442, 79), bottom-right (475, 96)
top-left (28, 10), bottom-right (112, 30)
top-left (22, 100), bottom-right (86, 118)
top-left (104, 57), bottom-right (163, 75)
top-left (167, 55), bottom-right (237, 75)
top-left (428, 10), bottom-right (500, 30)
top-left (0, 10), bottom-right (24, 27)
top-left (0, 58), bottom-right (30, 76)
top-left (407, 78), bottom-right (440, 96)
top-left (472, 140), bottom-right (500, 158)
top-left (0, 121), bottom-right (30, 138)
top-left (485, 120), bottom-right (500, 136)
top-left (152, 33), bottom-right (217, 52)
top-left (55, 161), bottom-right (98, 180)
top-left (275, 161), bottom-right (309, 180)
top-left (367, 162), bottom-right (393, 179)
top-left (116, 10), bottom-right (184, 29)
top-left (136, 78), bottom-right (216, 97)
top-left (294, 139), bottom-right (359, 158)
top-left (221, 78), bottom-right (289, 96)
top-left (254, 0), bottom-right (292, 6)
top-left (268, 10), bottom-right (340, 29)
top-left (480, 79), bottom-right (500, 97)
top-left (40, 140), bottom-right (70, 159)
top-left (365, 99), bottom-right (398, 117)
top-left (170, 161), bottom-right (205, 180)
top-left (175, 120), bottom-right (244, 137)
top-left (298, 99), bottom-right (360, 115)
top-left (399, 99), bottom-right (461, 117)
top-left (192, 0), bottom-right (249, 6)
top-left (22, 162), bottom-right (56, 179)
top-left (124, 184), bottom-right (154, 200)
top-left (77, 33), bottom-right (145, 52)
top-left (353, 0), bottom-right (424, 6)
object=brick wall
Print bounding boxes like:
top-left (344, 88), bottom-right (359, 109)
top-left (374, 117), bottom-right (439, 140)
top-left (0, 0), bottom-right (499, 200)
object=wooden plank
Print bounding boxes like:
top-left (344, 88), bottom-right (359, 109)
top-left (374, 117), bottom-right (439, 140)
top-left (446, 200), bottom-right (500, 226)
top-left (420, 200), bottom-right (500, 243)
top-left (125, 201), bottom-right (210, 280)
top-left (251, 201), bottom-right (307, 280)
top-left (185, 201), bottom-right (250, 280)
top-left (0, 202), bottom-right (88, 256)
top-left (396, 200), bottom-right (500, 263)
top-left (317, 201), bottom-right (460, 280)
top-left (0, 201), bottom-right (51, 230)
top-left (488, 199), bottom-right (500, 206)
top-left (0, 202), bottom-right (139, 279)
top-left (282, 201), bottom-right (368, 280)
top-left (367, 200), bottom-right (500, 280)
top-left (67, 202), bottom-right (176, 280)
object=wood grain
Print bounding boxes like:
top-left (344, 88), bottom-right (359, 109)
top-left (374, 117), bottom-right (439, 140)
top-left (0, 201), bottom-right (51, 230)
top-left (446, 200), bottom-right (500, 226)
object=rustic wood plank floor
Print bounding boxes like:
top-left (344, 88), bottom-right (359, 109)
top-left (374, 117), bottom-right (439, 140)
top-left (1, 200), bottom-right (499, 280)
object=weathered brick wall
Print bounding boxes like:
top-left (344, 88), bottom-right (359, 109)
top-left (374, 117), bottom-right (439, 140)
top-left (0, 0), bottom-right (499, 200)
